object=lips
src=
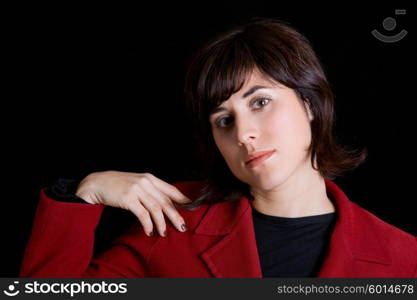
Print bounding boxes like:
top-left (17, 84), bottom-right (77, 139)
top-left (245, 150), bottom-right (276, 165)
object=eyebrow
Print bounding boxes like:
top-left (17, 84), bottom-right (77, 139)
top-left (209, 85), bottom-right (269, 116)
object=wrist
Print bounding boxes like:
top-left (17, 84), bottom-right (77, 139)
top-left (75, 179), bottom-right (100, 205)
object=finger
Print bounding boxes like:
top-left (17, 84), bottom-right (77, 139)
top-left (158, 197), bottom-right (188, 232)
top-left (138, 179), bottom-right (188, 232)
top-left (127, 201), bottom-right (155, 237)
top-left (137, 189), bottom-right (168, 237)
top-left (147, 175), bottom-right (192, 204)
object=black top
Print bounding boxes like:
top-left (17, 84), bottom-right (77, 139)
top-left (252, 208), bottom-right (337, 277)
top-left (46, 179), bottom-right (337, 277)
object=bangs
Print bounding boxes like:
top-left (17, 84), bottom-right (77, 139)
top-left (200, 38), bottom-right (256, 117)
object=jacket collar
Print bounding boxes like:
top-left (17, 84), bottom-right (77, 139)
top-left (194, 194), bottom-right (262, 277)
top-left (194, 180), bottom-right (391, 277)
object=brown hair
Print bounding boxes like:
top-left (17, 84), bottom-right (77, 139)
top-left (180, 18), bottom-right (367, 209)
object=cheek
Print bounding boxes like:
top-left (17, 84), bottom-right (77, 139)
top-left (269, 106), bottom-right (311, 146)
top-left (292, 109), bottom-right (312, 146)
top-left (213, 134), bottom-right (240, 167)
top-left (213, 133), bottom-right (232, 158)
top-left (262, 109), bottom-right (289, 142)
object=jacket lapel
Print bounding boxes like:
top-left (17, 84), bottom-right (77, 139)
top-left (194, 197), bottom-right (263, 278)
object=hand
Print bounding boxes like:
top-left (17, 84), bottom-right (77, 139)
top-left (75, 171), bottom-right (192, 237)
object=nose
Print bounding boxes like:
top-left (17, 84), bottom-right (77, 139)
top-left (235, 115), bottom-right (259, 147)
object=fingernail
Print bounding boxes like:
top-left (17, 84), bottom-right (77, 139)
top-left (181, 224), bottom-right (188, 232)
top-left (163, 229), bottom-right (167, 237)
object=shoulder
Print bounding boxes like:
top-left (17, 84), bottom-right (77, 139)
top-left (352, 201), bottom-right (416, 245)
top-left (171, 180), bottom-right (206, 199)
top-left (349, 200), bottom-right (417, 271)
top-left (108, 180), bottom-right (227, 272)
top-left (171, 180), bottom-right (212, 228)
top-left (327, 180), bottom-right (417, 269)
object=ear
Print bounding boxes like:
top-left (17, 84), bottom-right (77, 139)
top-left (303, 98), bottom-right (314, 121)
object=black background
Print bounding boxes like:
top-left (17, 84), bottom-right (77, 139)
top-left (2, 2), bottom-right (414, 277)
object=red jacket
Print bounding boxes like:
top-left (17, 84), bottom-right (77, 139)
top-left (20, 180), bottom-right (417, 277)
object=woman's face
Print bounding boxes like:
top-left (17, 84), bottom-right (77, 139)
top-left (209, 71), bottom-right (314, 192)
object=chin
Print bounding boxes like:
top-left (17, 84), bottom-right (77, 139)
top-left (252, 180), bottom-right (281, 192)
top-left (251, 170), bottom-right (291, 191)
top-left (247, 176), bottom-right (281, 191)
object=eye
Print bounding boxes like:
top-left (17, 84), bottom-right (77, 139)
top-left (213, 97), bottom-right (271, 129)
top-left (215, 116), bottom-right (234, 128)
top-left (251, 97), bottom-right (270, 109)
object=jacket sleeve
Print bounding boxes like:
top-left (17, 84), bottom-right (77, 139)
top-left (19, 189), bottom-right (152, 278)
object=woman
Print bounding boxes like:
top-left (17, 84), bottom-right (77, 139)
top-left (20, 19), bottom-right (417, 278)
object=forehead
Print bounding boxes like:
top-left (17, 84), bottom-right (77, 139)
top-left (220, 70), bottom-right (284, 105)
top-left (239, 70), bottom-right (282, 92)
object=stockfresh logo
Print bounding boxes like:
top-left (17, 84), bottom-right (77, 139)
top-left (2, 280), bottom-right (128, 298)
top-left (3, 281), bottom-right (20, 297)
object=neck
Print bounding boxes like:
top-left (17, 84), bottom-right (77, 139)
top-left (250, 164), bottom-right (335, 218)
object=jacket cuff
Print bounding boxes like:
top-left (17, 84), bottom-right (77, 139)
top-left (45, 178), bottom-right (87, 204)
